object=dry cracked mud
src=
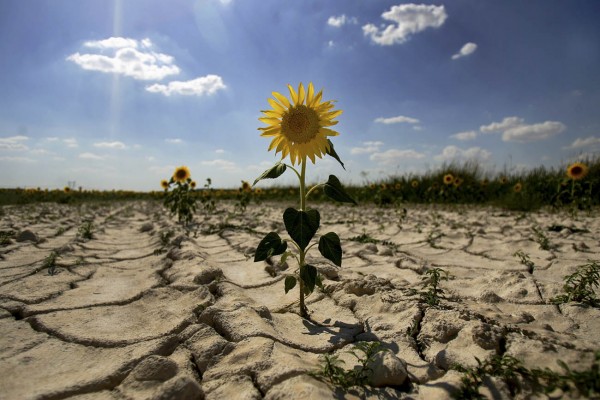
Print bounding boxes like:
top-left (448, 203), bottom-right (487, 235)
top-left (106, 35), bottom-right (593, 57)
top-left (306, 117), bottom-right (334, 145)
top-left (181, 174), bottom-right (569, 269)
top-left (0, 201), bottom-right (599, 399)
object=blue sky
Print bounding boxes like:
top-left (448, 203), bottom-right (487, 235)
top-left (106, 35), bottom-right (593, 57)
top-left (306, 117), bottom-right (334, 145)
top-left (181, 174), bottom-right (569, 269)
top-left (1, 0), bottom-right (599, 190)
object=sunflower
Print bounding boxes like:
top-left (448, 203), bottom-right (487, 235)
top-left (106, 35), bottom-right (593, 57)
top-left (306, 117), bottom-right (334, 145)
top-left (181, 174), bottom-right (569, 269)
top-left (453, 177), bottom-right (463, 187)
top-left (513, 182), bottom-right (522, 193)
top-left (566, 162), bottom-right (588, 180)
top-left (241, 181), bottom-right (251, 192)
top-left (394, 183), bottom-right (402, 190)
top-left (64, 186), bottom-right (71, 193)
top-left (259, 82), bottom-right (343, 165)
top-left (411, 180), bottom-right (419, 188)
top-left (173, 166), bottom-right (191, 183)
top-left (499, 176), bottom-right (508, 185)
top-left (160, 179), bottom-right (169, 190)
top-left (190, 181), bottom-right (197, 189)
top-left (443, 174), bottom-right (454, 185)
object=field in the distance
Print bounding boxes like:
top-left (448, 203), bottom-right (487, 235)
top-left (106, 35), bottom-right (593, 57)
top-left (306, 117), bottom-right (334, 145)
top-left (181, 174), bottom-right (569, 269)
top-left (1, 200), bottom-right (599, 399)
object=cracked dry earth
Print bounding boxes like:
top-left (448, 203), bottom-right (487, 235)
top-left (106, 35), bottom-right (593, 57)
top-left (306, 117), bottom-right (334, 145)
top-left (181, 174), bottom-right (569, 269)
top-left (1, 201), bottom-right (599, 399)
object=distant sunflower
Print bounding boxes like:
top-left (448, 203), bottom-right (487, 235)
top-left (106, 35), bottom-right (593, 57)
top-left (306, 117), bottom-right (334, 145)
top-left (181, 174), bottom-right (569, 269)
top-left (241, 181), bottom-right (251, 192)
top-left (380, 183), bottom-right (388, 191)
top-left (481, 179), bottom-right (489, 187)
top-left (411, 180), bottom-right (419, 188)
top-left (443, 174), bottom-right (454, 185)
top-left (454, 177), bottom-right (463, 187)
top-left (499, 176), bottom-right (508, 185)
top-left (566, 162), bottom-right (588, 180)
top-left (173, 166), bottom-right (191, 183)
top-left (259, 82), bottom-right (342, 165)
top-left (394, 183), bottom-right (402, 190)
top-left (160, 179), bottom-right (169, 190)
top-left (513, 182), bottom-right (522, 193)
top-left (190, 181), bottom-right (197, 189)
top-left (64, 186), bottom-right (71, 193)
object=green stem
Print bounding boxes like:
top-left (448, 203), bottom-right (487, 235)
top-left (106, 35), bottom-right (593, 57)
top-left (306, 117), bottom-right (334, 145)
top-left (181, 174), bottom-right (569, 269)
top-left (299, 156), bottom-right (308, 318)
top-left (305, 183), bottom-right (324, 199)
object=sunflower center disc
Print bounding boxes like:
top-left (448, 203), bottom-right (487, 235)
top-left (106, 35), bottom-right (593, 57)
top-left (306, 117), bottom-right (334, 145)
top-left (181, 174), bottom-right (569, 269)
top-left (282, 105), bottom-right (319, 144)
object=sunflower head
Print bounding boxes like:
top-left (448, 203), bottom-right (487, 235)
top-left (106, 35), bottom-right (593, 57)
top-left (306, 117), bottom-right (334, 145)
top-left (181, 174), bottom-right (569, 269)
top-left (499, 176), bottom-right (508, 185)
top-left (443, 174), bottom-right (454, 185)
top-left (453, 177), bottom-right (463, 187)
top-left (173, 166), bottom-right (191, 183)
top-left (241, 180), bottom-right (251, 192)
top-left (160, 179), bottom-right (169, 190)
top-left (394, 183), bottom-right (402, 190)
top-left (190, 181), bottom-right (197, 189)
top-left (566, 162), bottom-right (588, 180)
top-left (513, 182), bottom-right (522, 193)
top-left (64, 186), bottom-right (71, 193)
top-left (259, 82), bottom-right (343, 165)
top-left (411, 180), bottom-right (419, 188)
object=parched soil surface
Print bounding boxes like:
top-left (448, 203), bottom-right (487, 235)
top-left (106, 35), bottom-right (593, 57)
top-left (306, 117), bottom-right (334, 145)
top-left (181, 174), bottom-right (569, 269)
top-left (0, 201), bottom-right (599, 399)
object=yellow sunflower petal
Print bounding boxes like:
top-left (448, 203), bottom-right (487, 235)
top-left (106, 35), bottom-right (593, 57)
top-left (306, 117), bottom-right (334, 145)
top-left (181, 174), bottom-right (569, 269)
top-left (288, 84), bottom-right (298, 106)
top-left (267, 97), bottom-right (286, 113)
top-left (272, 91), bottom-right (290, 108)
top-left (258, 117), bottom-right (281, 125)
top-left (261, 110), bottom-right (282, 118)
top-left (297, 83), bottom-right (305, 106)
top-left (306, 82), bottom-right (315, 106)
top-left (320, 128), bottom-right (339, 137)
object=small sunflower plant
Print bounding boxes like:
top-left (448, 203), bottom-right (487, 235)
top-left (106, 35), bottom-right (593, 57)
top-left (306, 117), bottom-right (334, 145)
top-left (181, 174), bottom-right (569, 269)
top-left (253, 82), bottom-right (356, 318)
top-left (162, 166), bottom-right (197, 226)
top-left (554, 162), bottom-right (593, 211)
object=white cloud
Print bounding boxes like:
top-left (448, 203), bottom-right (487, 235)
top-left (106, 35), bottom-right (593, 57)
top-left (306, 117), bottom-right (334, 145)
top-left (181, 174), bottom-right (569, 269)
top-left (0, 135), bottom-right (29, 151)
top-left (564, 136), bottom-right (600, 149)
top-left (93, 141), bottom-right (126, 149)
top-left (502, 121), bottom-right (566, 142)
top-left (84, 37), bottom-right (140, 49)
top-left (29, 148), bottom-right (51, 155)
top-left (63, 138), bottom-right (78, 148)
top-left (146, 75), bottom-right (226, 96)
top-left (370, 148), bottom-right (425, 165)
top-left (68, 37), bottom-right (180, 81)
top-left (451, 42), bottom-right (477, 60)
top-left (450, 130), bottom-right (477, 141)
top-left (435, 145), bottom-right (491, 161)
top-left (480, 116), bottom-right (524, 133)
top-left (78, 152), bottom-right (104, 160)
top-left (362, 4), bottom-right (447, 46)
top-left (327, 14), bottom-right (358, 28)
top-left (480, 117), bottom-right (566, 142)
top-left (215, 149), bottom-right (226, 154)
top-left (351, 141), bottom-right (384, 155)
top-left (375, 115), bottom-right (420, 124)
top-left (201, 159), bottom-right (237, 171)
top-left (165, 138), bottom-right (183, 144)
top-left (45, 137), bottom-right (59, 142)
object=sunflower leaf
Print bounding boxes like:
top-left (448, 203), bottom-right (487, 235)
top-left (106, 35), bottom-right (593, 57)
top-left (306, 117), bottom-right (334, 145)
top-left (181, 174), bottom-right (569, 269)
top-left (325, 139), bottom-right (345, 170)
top-left (284, 276), bottom-right (297, 294)
top-left (318, 232), bottom-right (342, 267)
top-left (254, 232), bottom-right (288, 262)
top-left (283, 208), bottom-right (320, 251)
top-left (253, 162), bottom-right (287, 186)
top-left (300, 264), bottom-right (318, 295)
top-left (323, 175), bottom-right (357, 205)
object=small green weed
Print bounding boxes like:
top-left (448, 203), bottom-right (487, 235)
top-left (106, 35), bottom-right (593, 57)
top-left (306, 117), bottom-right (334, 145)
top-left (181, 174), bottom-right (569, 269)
top-left (43, 251), bottom-right (59, 276)
top-left (419, 267), bottom-right (449, 307)
top-left (513, 250), bottom-right (535, 273)
top-left (310, 341), bottom-right (386, 389)
top-left (0, 230), bottom-right (15, 246)
top-left (531, 226), bottom-right (553, 250)
top-left (552, 260), bottom-right (600, 306)
top-left (78, 220), bottom-right (94, 240)
top-left (453, 351), bottom-right (600, 399)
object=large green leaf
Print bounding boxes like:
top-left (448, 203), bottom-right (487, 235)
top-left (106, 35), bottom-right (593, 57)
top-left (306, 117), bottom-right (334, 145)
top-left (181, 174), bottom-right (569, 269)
top-left (254, 232), bottom-right (288, 262)
top-left (284, 276), bottom-right (297, 294)
top-left (318, 232), bottom-right (342, 267)
top-left (325, 139), bottom-right (345, 170)
top-left (323, 175), bottom-right (357, 205)
top-left (283, 208), bottom-right (320, 251)
top-left (300, 264), bottom-right (317, 295)
top-left (253, 162), bottom-right (287, 186)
